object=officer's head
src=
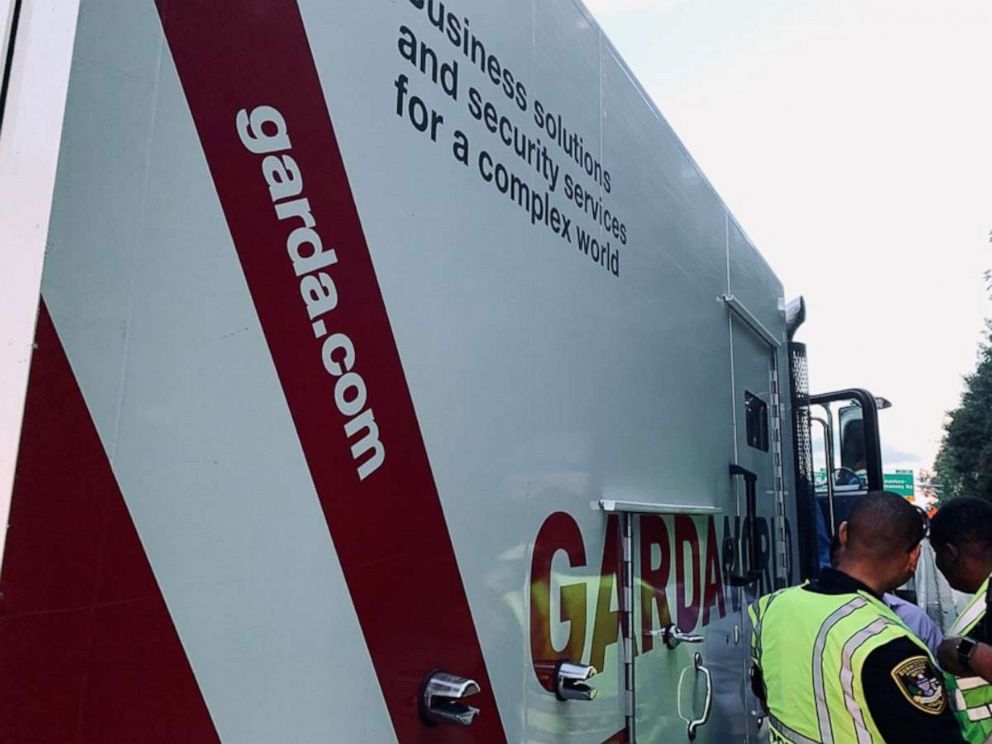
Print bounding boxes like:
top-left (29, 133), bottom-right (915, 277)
top-left (931, 497), bottom-right (992, 593)
top-left (837, 490), bottom-right (928, 592)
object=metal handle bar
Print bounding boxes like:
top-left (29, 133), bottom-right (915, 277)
top-left (728, 464), bottom-right (760, 586)
top-left (649, 624), bottom-right (704, 650)
top-left (687, 653), bottom-right (713, 740)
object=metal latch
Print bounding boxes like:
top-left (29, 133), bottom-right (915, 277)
top-left (650, 624), bottom-right (704, 650)
top-left (419, 671), bottom-right (480, 726)
top-left (554, 660), bottom-right (598, 702)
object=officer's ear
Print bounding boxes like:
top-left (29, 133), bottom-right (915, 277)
top-left (933, 541), bottom-right (958, 569)
top-left (838, 521), bottom-right (849, 549)
top-left (942, 543), bottom-right (960, 564)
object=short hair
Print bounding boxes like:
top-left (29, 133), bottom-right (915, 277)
top-left (845, 491), bottom-right (928, 559)
top-left (931, 497), bottom-right (992, 550)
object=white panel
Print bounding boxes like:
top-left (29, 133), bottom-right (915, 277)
top-left (0, 0), bottom-right (81, 568)
top-left (729, 219), bottom-right (786, 342)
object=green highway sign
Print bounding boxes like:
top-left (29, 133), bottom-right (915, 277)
top-left (884, 471), bottom-right (915, 497)
top-left (813, 469), bottom-right (915, 497)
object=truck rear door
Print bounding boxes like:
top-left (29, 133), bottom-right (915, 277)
top-left (726, 220), bottom-right (795, 742)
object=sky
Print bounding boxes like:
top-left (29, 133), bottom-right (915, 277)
top-left (586, 0), bottom-right (992, 474)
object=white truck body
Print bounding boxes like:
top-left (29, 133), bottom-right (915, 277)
top-left (0, 1), bottom-right (802, 741)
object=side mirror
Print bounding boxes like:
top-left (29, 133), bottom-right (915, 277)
top-left (838, 405), bottom-right (866, 473)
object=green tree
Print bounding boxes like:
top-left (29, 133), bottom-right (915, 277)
top-left (935, 320), bottom-right (992, 502)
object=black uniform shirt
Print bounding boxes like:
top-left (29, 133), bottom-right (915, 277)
top-left (803, 569), bottom-right (965, 743)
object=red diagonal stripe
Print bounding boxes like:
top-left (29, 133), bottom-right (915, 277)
top-left (0, 304), bottom-right (220, 743)
top-left (601, 730), bottom-right (629, 744)
top-left (154, 2), bottom-right (506, 741)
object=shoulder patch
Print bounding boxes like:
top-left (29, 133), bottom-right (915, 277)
top-left (890, 655), bottom-right (946, 715)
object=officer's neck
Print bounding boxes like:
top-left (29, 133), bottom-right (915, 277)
top-left (833, 560), bottom-right (893, 597)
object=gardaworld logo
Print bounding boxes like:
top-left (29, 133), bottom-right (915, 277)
top-left (528, 511), bottom-right (793, 689)
top-left (236, 105), bottom-right (385, 481)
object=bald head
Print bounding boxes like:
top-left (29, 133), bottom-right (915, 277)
top-left (843, 490), bottom-right (927, 562)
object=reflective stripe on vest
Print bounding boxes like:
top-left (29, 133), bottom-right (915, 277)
top-left (950, 577), bottom-right (990, 636)
top-left (953, 677), bottom-right (987, 714)
top-left (966, 704), bottom-right (992, 723)
top-left (947, 576), bottom-right (992, 743)
top-left (812, 597), bottom-right (868, 744)
top-left (948, 673), bottom-right (992, 742)
top-left (840, 618), bottom-right (892, 744)
top-left (769, 714), bottom-right (822, 744)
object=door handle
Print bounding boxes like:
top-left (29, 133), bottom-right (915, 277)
top-left (649, 624), bottom-right (704, 650)
top-left (419, 671), bottom-right (481, 726)
top-left (728, 463), bottom-right (761, 586)
top-left (686, 653), bottom-right (713, 740)
top-left (554, 660), bottom-right (598, 702)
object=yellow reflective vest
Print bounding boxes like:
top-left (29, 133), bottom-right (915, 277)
top-left (945, 575), bottom-right (992, 743)
top-left (749, 584), bottom-right (935, 743)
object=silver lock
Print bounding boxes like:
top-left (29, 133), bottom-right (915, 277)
top-left (420, 671), bottom-right (481, 726)
top-left (651, 623), bottom-right (704, 650)
top-left (554, 660), bottom-right (598, 702)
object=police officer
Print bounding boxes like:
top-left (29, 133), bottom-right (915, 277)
top-left (931, 497), bottom-right (992, 743)
top-left (749, 491), bottom-right (964, 743)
